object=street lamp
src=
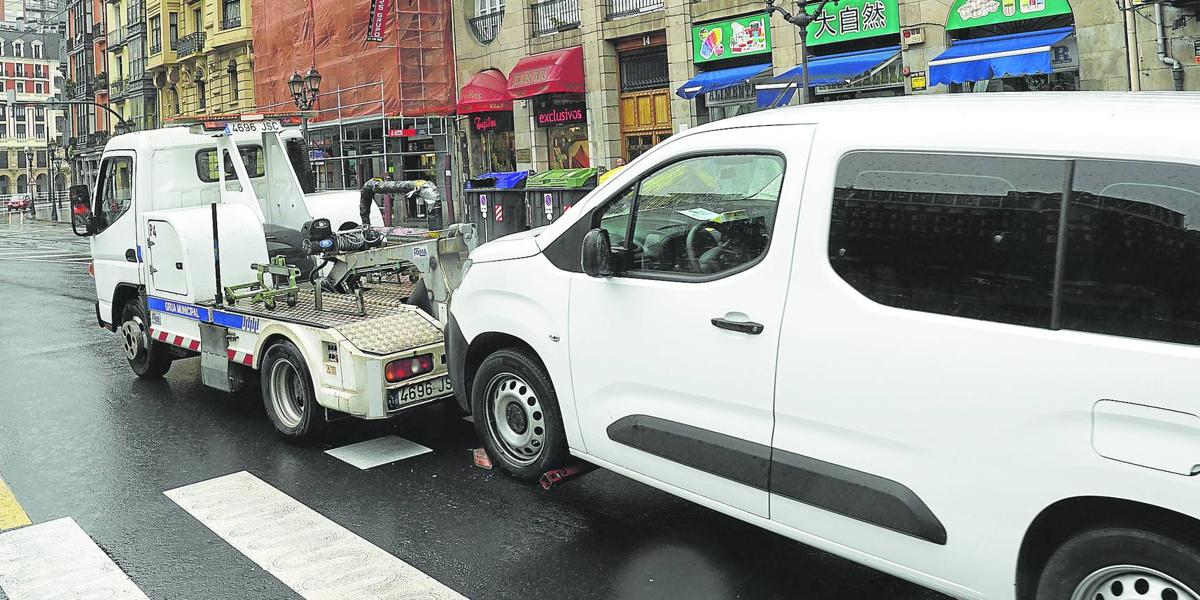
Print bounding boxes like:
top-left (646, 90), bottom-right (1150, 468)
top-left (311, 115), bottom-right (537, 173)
top-left (288, 66), bottom-right (321, 141)
top-left (24, 147), bottom-right (34, 219)
top-left (47, 141), bottom-right (60, 223)
top-left (764, 0), bottom-right (840, 106)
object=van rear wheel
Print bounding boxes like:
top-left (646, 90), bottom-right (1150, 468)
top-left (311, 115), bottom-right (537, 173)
top-left (120, 299), bottom-right (172, 379)
top-left (1036, 525), bottom-right (1200, 600)
top-left (471, 348), bottom-right (569, 482)
top-left (260, 340), bottom-right (325, 443)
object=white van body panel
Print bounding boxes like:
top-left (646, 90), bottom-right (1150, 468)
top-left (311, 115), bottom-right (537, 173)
top-left (451, 93), bottom-right (1200, 600)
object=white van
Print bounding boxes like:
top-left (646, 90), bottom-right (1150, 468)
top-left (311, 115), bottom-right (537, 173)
top-left (447, 93), bottom-right (1200, 600)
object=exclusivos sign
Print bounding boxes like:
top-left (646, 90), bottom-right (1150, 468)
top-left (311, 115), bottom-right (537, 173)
top-left (533, 95), bottom-right (587, 128)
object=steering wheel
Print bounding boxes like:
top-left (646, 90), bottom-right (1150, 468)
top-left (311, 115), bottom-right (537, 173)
top-left (685, 221), bottom-right (721, 273)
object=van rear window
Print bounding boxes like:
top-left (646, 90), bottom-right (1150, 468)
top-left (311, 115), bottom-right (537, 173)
top-left (196, 146), bottom-right (265, 183)
top-left (830, 151), bottom-right (1200, 346)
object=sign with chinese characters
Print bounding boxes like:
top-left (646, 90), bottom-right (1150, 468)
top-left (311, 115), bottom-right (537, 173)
top-left (805, 0), bottom-right (899, 46)
top-left (692, 14), bottom-right (773, 64)
top-left (533, 94), bottom-right (587, 128)
top-left (470, 111), bottom-right (514, 134)
top-left (946, 0), bottom-right (1071, 30)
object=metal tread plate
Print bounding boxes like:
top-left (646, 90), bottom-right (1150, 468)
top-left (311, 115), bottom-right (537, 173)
top-left (336, 309), bottom-right (444, 356)
top-left (223, 281), bottom-right (421, 332)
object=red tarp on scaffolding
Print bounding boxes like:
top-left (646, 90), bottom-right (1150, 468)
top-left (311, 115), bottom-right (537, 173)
top-left (252, 0), bottom-right (455, 122)
top-left (507, 46), bottom-right (585, 99)
top-left (457, 69), bottom-right (512, 114)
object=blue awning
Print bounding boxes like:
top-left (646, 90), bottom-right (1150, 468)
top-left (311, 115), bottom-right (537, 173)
top-left (928, 27), bottom-right (1074, 86)
top-left (676, 63), bottom-right (773, 100)
top-left (755, 46), bottom-right (901, 108)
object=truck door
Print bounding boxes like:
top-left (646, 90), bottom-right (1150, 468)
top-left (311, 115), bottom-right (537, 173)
top-left (567, 127), bottom-right (813, 518)
top-left (146, 220), bottom-right (188, 296)
top-left (90, 152), bottom-right (138, 324)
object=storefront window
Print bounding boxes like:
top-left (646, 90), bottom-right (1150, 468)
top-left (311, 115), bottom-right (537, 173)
top-left (547, 126), bottom-right (589, 170)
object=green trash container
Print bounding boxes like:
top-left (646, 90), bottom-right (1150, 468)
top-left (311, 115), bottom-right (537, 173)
top-left (525, 168), bottom-right (598, 229)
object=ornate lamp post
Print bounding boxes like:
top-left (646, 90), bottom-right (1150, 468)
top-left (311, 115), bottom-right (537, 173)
top-left (288, 66), bottom-right (322, 141)
top-left (764, 0), bottom-right (841, 106)
top-left (49, 142), bottom-right (65, 222)
top-left (24, 147), bottom-right (34, 219)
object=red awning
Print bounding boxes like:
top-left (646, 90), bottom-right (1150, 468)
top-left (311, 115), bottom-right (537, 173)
top-left (457, 69), bottom-right (513, 114)
top-left (507, 46), bottom-right (585, 99)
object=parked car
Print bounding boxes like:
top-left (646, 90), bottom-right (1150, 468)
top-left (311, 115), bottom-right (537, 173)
top-left (5, 195), bottom-right (30, 211)
top-left (448, 93), bottom-right (1200, 600)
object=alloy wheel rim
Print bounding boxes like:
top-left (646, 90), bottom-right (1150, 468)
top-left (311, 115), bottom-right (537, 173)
top-left (121, 316), bottom-right (146, 362)
top-left (1071, 565), bottom-right (1199, 600)
top-left (485, 373), bottom-right (545, 466)
top-left (269, 358), bottom-right (305, 429)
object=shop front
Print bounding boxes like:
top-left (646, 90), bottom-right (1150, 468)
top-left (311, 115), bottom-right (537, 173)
top-left (507, 46), bottom-right (590, 170)
top-left (929, 0), bottom-right (1078, 91)
top-left (458, 68), bottom-right (516, 176)
top-left (756, 0), bottom-right (903, 106)
top-left (617, 35), bottom-right (672, 162)
top-left (678, 13), bottom-right (774, 124)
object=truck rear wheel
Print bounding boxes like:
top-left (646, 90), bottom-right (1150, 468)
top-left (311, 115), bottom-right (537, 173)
top-left (120, 300), bottom-right (172, 379)
top-left (260, 340), bottom-right (325, 443)
top-left (471, 348), bottom-right (570, 482)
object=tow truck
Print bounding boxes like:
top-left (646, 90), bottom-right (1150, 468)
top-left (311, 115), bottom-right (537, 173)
top-left (71, 114), bottom-right (476, 441)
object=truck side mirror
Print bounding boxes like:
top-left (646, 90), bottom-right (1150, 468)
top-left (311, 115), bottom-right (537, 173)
top-left (69, 184), bottom-right (95, 237)
top-left (581, 228), bottom-right (613, 278)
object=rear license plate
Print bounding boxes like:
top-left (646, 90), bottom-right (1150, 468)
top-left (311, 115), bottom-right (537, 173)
top-left (388, 376), bottom-right (452, 410)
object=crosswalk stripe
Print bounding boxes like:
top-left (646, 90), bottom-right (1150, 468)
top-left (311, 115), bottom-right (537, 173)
top-left (0, 517), bottom-right (150, 600)
top-left (325, 436), bottom-right (432, 470)
top-left (0, 480), bottom-right (29, 531)
top-left (165, 471), bottom-right (467, 600)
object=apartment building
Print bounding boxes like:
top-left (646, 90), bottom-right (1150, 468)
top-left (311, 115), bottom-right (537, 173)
top-left (147, 0), bottom-right (255, 120)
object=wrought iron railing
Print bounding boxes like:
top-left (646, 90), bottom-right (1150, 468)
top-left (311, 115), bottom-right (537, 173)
top-left (176, 32), bottom-right (205, 57)
top-left (468, 11), bottom-right (503, 44)
top-left (607, 0), bottom-right (663, 19)
top-left (150, 41), bottom-right (161, 54)
top-left (531, 0), bottom-right (579, 37)
top-left (109, 78), bottom-right (125, 98)
top-left (107, 26), bottom-right (126, 48)
top-left (222, 15), bottom-right (242, 29)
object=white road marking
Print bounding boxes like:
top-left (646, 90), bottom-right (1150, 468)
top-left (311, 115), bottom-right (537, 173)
top-left (325, 436), bottom-right (433, 470)
top-left (0, 517), bottom-right (150, 600)
top-left (165, 471), bottom-right (466, 600)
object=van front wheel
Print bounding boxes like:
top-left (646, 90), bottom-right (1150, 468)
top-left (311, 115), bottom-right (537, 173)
top-left (1036, 525), bottom-right (1200, 600)
top-left (471, 348), bottom-right (569, 482)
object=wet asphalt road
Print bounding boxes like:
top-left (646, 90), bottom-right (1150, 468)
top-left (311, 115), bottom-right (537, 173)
top-left (0, 220), bottom-right (949, 600)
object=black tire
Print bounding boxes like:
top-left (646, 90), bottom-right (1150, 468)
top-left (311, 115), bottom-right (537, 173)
top-left (120, 299), bottom-right (172, 379)
top-left (1035, 525), bottom-right (1200, 600)
top-left (260, 340), bottom-right (325, 443)
top-left (471, 348), bottom-right (570, 482)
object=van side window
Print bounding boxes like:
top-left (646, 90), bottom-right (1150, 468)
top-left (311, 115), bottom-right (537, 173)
top-left (829, 152), bottom-right (1065, 328)
top-left (94, 157), bottom-right (134, 234)
top-left (597, 154), bottom-right (784, 277)
top-left (1063, 160), bottom-right (1200, 345)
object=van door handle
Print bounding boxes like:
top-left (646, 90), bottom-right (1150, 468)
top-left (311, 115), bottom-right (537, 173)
top-left (711, 318), bottom-right (764, 335)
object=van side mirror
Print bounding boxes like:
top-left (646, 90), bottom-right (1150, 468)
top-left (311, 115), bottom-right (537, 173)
top-left (69, 184), bottom-right (95, 237)
top-left (582, 228), bottom-right (613, 278)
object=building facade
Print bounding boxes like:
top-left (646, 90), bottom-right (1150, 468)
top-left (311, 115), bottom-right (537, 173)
top-left (452, 0), bottom-right (1200, 177)
top-left (147, 0), bottom-right (255, 121)
top-left (0, 30), bottom-right (67, 198)
top-left (67, 0), bottom-right (111, 186)
top-left (106, 0), bottom-right (156, 133)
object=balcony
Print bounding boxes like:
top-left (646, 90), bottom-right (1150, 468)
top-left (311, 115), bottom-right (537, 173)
top-left (221, 15), bottom-right (242, 29)
top-left (127, 20), bottom-right (146, 38)
top-left (95, 72), bottom-right (108, 91)
top-left (70, 80), bottom-right (94, 100)
top-left (607, 0), bottom-right (663, 19)
top-left (107, 26), bottom-right (127, 50)
top-left (468, 11), bottom-right (503, 44)
top-left (530, 0), bottom-right (579, 37)
top-left (176, 32), bottom-right (205, 58)
top-left (150, 40), bottom-right (161, 55)
top-left (109, 78), bottom-right (125, 98)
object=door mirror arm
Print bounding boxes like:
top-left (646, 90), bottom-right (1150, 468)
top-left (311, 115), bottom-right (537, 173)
top-left (581, 228), bottom-right (614, 278)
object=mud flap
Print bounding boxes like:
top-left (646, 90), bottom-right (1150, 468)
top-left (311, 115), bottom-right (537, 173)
top-left (199, 322), bottom-right (247, 393)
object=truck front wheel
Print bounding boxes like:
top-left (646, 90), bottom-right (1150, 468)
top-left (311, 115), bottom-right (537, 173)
top-left (120, 300), bottom-right (172, 379)
top-left (260, 340), bottom-right (325, 443)
top-left (471, 348), bottom-right (570, 482)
